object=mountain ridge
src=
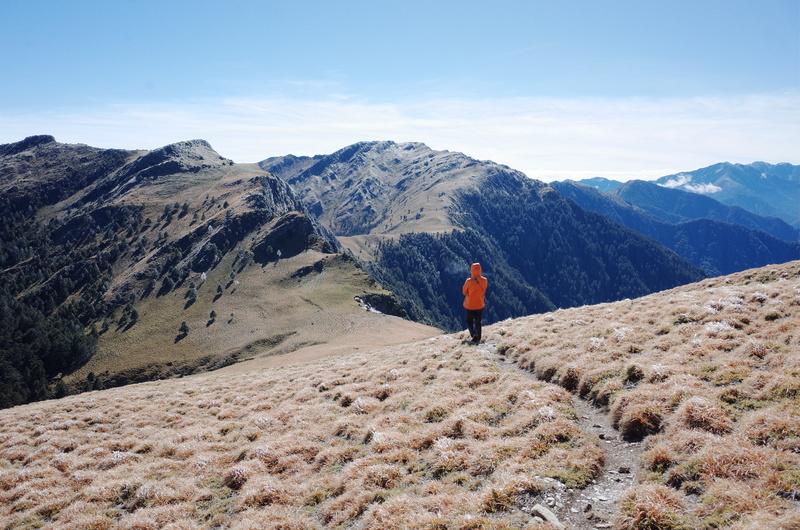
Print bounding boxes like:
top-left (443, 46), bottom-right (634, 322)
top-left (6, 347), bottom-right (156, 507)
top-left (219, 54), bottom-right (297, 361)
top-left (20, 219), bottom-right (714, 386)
top-left (262, 140), bottom-right (493, 238)
top-left (654, 161), bottom-right (800, 227)
top-left (263, 141), bottom-right (706, 331)
top-left (0, 136), bottom-right (433, 408)
top-left (3, 135), bottom-right (797, 408)
top-left (611, 179), bottom-right (798, 241)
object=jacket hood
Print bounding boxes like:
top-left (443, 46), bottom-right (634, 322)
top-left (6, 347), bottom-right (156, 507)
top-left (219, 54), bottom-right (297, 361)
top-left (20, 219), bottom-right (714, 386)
top-left (470, 263), bottom-right (482, 277)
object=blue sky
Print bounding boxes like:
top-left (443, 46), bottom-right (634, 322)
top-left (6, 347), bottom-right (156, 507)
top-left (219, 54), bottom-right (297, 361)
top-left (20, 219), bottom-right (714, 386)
top-left (1, 0), bottom-right (798, 181)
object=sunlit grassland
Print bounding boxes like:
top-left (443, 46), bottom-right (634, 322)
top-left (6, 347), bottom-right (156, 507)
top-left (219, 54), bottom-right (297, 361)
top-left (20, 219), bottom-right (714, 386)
top-left (492, 261), bottom-right (800, 529)
top-left (5, 261), bottom-right (799, 529)
top-left (1, 334), bottom-right (600, 529)
top-left (68, 250), bottom-right (413, 389)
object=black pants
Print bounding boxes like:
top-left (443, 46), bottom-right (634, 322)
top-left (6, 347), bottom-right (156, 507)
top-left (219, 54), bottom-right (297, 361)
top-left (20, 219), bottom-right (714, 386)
top-left (465, 309), bottom-right (483, 341)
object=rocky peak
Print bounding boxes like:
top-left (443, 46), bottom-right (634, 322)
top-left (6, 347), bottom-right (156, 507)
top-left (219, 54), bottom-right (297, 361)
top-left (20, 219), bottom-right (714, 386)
top-left (118, 139), bottom-right (232, 181)
top-left (262, 140), bottom-right (538, 237)
top-left (0, 135), bottom-right (56, 157)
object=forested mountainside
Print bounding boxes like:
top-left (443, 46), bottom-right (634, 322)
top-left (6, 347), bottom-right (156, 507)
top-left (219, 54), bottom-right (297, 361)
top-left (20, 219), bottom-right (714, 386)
top-left (0, 136), bottom-right (378, 409)
top-left (1, 136), bottom-right (137, 407)
top-left (553, 180), bottom-right (800, 277)
top-left (262, 141), bottom-right (706, 331)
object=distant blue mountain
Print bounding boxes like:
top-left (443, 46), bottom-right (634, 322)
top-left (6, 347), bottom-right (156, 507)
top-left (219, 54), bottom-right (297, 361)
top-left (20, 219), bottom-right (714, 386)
top-left (552, 180), bottom-right (800, 277)
top-left (575, 177), bottom-right (623, 192)
top-left (611, 180), bottom-right (799, 242)
top-left (654, 162), bottom-right (800, 228)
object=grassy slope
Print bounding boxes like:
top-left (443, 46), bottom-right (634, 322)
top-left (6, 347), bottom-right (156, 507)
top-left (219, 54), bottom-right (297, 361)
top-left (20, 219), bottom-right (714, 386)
top-left (2, 261), bottom-right (798, 529)
top-left (492, 260), bottom-right (800, 529)
top-left (69, 250), bottom-right (439, 388)
top-left (1, 336), bottom-right (600, 530)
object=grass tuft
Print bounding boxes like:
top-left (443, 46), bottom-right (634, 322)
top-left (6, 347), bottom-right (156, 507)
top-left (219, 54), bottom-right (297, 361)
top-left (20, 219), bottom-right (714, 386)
top-left (616, 484), bottom-right (694, 530)
top-left (0, 334), bottom-right (601, 528)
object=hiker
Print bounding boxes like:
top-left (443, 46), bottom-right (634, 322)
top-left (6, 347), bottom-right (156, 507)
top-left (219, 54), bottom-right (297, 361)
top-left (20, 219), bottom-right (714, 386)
top-left (462, 262), bottom-right (488, 343)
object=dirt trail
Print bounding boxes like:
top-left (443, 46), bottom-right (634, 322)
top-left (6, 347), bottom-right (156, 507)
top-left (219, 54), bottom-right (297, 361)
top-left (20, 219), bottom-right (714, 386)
top-left (559, 397), bottom-right (644, 529)
top-left (485, 340), bottom-right (645, 529)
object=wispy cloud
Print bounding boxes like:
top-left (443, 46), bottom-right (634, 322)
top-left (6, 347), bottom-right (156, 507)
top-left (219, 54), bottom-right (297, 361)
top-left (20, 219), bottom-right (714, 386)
top-left (2, 92), bottom-right (798, 181)
top-left (660, 174), bottom-right (723, 193)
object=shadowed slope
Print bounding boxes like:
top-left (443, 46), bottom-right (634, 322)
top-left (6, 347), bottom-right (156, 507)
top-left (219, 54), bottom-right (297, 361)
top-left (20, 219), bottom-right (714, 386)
top-left (264, 141), bottom-right (706, 331)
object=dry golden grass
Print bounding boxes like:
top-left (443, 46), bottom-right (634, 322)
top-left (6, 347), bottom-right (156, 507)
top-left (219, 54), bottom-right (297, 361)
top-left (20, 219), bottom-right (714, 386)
top-left (491, 260), bottom-right (800, 528)
top-left (5, 261), bottom-right (799, 528)
top-left (68, 249), bottom-right (439, 389)
top-left (616, 484), bottom-right (690, 530)
top-left (0, 335), bottom-right (601, 529)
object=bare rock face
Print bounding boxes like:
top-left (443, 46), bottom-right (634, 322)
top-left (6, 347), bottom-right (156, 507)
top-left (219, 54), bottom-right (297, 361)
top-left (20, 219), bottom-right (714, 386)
top-left (261, 140), bottom-right (509, 236)
top-left (251, 211), bottom-right (339, 263)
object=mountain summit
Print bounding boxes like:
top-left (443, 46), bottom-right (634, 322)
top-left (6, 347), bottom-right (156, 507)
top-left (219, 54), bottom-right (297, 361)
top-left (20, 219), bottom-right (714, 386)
top-left (262, 140), bottom-right (486, 238)
top-left (263, 141), bottom-right (705, 330)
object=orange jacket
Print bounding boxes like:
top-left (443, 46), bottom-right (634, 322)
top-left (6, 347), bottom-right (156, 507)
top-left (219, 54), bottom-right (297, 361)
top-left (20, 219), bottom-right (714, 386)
top-left (462, 263), bottom-right (488, 310)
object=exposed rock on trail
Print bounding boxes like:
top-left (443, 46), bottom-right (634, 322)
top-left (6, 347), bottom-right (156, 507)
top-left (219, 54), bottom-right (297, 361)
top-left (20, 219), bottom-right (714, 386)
top-left (486, 340), bottom-right (645, 529)
top-left (560, 397), bottom-right (644, 529)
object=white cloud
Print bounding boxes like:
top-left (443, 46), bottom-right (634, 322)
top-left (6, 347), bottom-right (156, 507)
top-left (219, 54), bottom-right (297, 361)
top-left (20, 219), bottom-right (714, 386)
top-left (660, 174), bottom-right (693, 188)
top-left (660, 174), bottom-right (723, 193)
top-left (1, 92), bottom-right (798, 182)
top-left (685, 183), bottom-right (723, 194)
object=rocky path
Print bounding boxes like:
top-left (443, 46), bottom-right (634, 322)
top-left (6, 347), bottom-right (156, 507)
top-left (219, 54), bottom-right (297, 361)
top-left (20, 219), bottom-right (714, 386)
top-left (558, 397), bottom-right (644, 529)
top-left (486, 340), bottom-right (645, 529)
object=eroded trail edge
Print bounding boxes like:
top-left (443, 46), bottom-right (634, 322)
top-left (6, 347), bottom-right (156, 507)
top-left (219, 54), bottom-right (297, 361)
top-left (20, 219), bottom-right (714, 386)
top-left (487, 340), bottom-right (645, 530)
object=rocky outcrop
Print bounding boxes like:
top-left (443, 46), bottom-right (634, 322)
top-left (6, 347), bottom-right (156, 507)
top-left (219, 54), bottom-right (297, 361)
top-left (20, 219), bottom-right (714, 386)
top-left (0, 134), bottom-right (56, 156)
